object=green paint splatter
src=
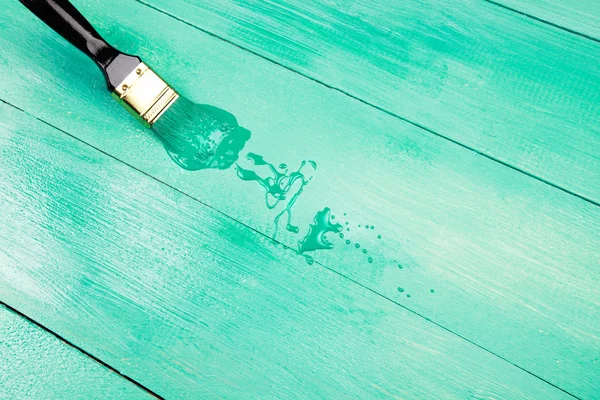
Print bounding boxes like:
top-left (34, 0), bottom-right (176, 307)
top-left (298, 207), bottom-right (343, 254)
top-left (236, 153), bottom-right (316, 237)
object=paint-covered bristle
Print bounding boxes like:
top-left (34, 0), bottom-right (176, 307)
top-left (151, 96), bottom-right (251, 171)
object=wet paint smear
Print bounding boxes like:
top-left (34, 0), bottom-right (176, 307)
top-left (155, 104), bottom-right (424, 289)
top-left (153, 99), bottom-right (251, 171)
top-left (236, 152), bottom-right (317, 237)
top-left (298, 207), bottom-right (343, 261)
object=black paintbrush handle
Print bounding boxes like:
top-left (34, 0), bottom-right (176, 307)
top-left (19, 0), bottom-right (141, 91)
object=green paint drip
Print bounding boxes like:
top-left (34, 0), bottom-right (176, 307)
top-left (235, 153), bottom-right (316, 237)
top-left (298, 207), bottom-right (342, 255)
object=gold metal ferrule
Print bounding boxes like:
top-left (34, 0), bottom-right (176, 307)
top-left (111, 62), bottom-right (179, 126)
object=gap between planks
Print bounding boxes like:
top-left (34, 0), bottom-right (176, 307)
top-left (131, 0), bottom-right (600, 209)
top-left (0, 299), bottom-right (164, 400)
top-left (0, 98), bottom-right (581, 400)
top-left (482, 0), bottom-right (600, 43)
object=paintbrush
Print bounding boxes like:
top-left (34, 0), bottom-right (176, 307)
top-left (20, 0), bottom-right (248, 170)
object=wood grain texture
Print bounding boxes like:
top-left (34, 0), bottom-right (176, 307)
top-left (0, 102), bottom-right (574, 399)
top-left (0, 304), bottom-right (151, 400)
top-left (2, 0), bottom-right (599, 397)
top-left (491, 0), bottom-right (600, 40)
top-left (134, 0), bottom-right (600, 204)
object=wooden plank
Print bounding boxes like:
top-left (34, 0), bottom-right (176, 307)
top-left (2, 0), bottom-right (599, 397)
top-left (0, 101), bottom-right (574, 400)
top-left (0, 304), bottom-right (152, 400)
top-left (490, 0), bottom-right (600, 40)
top-left (133, 0), bottom-right (600, 204)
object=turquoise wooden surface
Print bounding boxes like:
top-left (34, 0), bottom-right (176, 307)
top-left (0, 304), bottom-right (152, 399)
top-left (0, 101), bottom-right (576, 399)
top-left (3, 0), bottom-right (600, 397)
top-left (135, 0), bottom-right (600, 204)
top-left (1, 0), bottom-right (599, 398)
top-left (492, 0), bottom-right (600, 39)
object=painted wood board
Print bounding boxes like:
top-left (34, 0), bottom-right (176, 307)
top-left (0, 101), bottom-right (576, 399)
top-left (1, 0), bottom-right (599, 397)
top-left (0, 304), bottom-right (152, 400)
top-left (133, 0), bottom-right (600, 205)
top-left (492, 0), bottom-right (600, 40)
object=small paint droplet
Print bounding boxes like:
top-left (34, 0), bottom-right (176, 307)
top-left (365, 225), bottom-right (369, 229)
top-left (345, 222), bottom-right (349, 225)
top-left (397, 287), bottom-right (404, 292)
top-left (430, 289), bottom-right (435, 293)
top-left (362, 249), bottom-right (367, 254)
top-left (398, 264), bottom-right (403, 269)
top-left (279, 163), bottom-right (287, 169)
top-left (346, 228), bottom-right (350, 231)
top-left (331, 215), bottom-right (335, 220)
top-left (345, 239), bottom-right (351, 244)
top-left (368, 257), bottom-right (373, 263)
top-left (358, 225), bottom-right (361, 227)
top-left (339, 233), bottom-right (344, 238)
top-left (377, 235), bottom-right (382, 239)
top-left (343, 213), bottom-right (347, 216)
top-left (322, 235), bottom-right (327, 241)
top-left (406, 294), bottom-right (411, 298)
top-left (305, 255), bottom-right (314, 265)
top-left (355, 243), bottom-right (360, 248)
top-left (370, 226), bottom-right (375, 230)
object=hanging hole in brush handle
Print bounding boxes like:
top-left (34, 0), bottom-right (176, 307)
top-left (19, 0), bottom-right (141, 91)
